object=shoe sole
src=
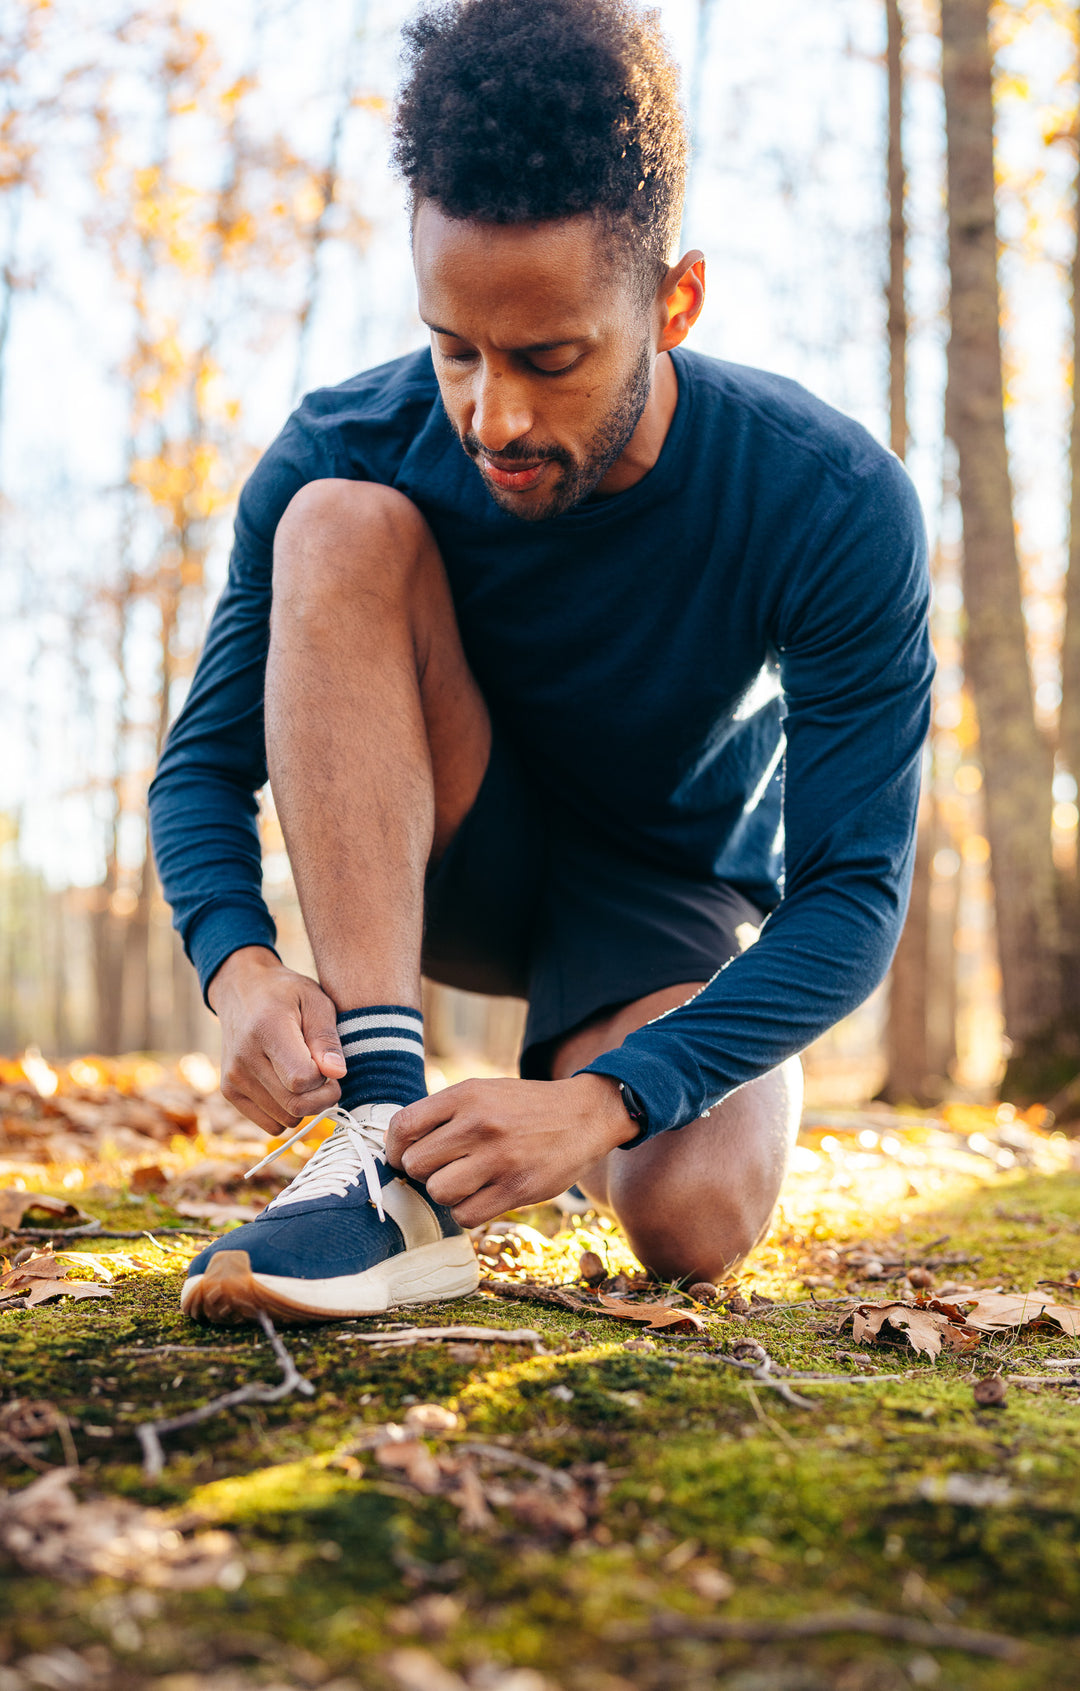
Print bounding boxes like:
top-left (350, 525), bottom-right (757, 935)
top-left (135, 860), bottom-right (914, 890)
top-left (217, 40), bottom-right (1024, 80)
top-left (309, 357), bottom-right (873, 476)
top-left (180, 1235), bottom-right (480, 1326)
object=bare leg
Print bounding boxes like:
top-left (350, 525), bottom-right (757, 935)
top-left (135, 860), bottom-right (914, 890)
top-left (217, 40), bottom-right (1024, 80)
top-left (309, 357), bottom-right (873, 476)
top-left (266, 479), bottom-right (491, 1012)
top-left (552, 984), bottom-right (803, 1283)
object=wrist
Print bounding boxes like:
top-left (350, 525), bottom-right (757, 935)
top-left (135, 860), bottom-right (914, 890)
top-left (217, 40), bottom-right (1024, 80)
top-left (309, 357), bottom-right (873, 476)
top-left (561, 1072), bottom-right (641, 1151)
top-left (206, 945), bottom-right (283, 1014)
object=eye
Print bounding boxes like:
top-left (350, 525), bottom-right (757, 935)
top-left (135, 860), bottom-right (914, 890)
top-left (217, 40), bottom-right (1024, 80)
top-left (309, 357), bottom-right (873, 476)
top-left (433, 336), bottom-right (477, 365)
top-left (528, 355), bottom-right (581, 377)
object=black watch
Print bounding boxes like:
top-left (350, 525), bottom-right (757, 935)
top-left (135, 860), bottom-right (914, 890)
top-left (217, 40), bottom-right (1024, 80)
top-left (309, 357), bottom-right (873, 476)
top-left (617, 1081), bottom-right (646, 1129)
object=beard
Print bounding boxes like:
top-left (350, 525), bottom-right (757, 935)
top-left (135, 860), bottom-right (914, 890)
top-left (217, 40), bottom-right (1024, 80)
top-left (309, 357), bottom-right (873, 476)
top-left (455, 340), bottom-right (655, 522)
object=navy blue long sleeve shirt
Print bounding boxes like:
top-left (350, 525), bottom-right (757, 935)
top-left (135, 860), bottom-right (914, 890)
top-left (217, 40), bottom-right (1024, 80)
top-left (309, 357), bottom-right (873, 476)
top-left (149, 345), bottom-right (933, 1139)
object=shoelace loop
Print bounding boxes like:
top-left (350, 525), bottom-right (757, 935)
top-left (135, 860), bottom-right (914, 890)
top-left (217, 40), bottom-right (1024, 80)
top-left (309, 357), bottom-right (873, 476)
top-left (244, 1106), bottom-right (388, 1222)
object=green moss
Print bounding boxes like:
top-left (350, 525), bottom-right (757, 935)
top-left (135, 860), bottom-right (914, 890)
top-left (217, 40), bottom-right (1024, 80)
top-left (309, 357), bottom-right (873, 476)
top-left (3, 1170), bottom-right (1080, 1687)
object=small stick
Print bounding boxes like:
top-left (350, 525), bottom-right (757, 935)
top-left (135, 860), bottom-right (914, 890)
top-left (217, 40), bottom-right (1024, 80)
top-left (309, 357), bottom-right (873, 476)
top-left (116, 1344), bottom-right (257, 1357)
top-left (479, 1278), bottom-right (590, 1313)
top-left (607, 1608), bottom-right (1024, 1660)
top-left (711, 1351), bottom-right (816, 1410)
top-left (757, 1298), bottom-right (858, 1311)
top-left (334, 1325), bottom-right (545, 1350)
top-left (135, 1310), bottom-right (314, 1480)
top-left (789, 1375), bottom-right (909, 1385)
top-left (4, 1225), bottom-right (214, 1241)
top-left (455, 1441), bottom-right (577, 1491)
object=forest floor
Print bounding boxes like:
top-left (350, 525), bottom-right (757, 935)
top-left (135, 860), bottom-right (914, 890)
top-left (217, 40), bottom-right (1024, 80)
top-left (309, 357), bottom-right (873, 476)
top-left (2, 1055), bottom-right (1080, 1691)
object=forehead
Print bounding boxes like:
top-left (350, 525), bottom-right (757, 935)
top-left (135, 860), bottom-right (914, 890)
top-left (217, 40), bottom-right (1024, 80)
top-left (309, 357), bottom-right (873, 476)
top-left (413, 200), bottom-right (628, 342)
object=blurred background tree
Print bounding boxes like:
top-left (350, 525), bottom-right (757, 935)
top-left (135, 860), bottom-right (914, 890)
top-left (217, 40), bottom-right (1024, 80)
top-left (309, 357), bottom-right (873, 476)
top-left (1, 0), bottom-right (1079, 1114)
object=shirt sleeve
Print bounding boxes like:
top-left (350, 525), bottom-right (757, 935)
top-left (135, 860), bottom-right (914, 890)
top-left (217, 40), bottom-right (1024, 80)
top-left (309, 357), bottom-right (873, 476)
top-left (580, 452), bottom-right (934, 1136)
top-left (148, 417), bottom-right (340, 1000)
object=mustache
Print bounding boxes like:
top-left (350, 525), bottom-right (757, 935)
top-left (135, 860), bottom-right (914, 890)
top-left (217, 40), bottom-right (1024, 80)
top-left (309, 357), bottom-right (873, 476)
top-left (462, 431), bottom-right (572, 470)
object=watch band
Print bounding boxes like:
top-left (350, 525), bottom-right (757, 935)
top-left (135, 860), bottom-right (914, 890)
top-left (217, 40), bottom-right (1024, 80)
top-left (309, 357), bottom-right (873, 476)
top-left (618, 1080), bottom-right (646, 1127)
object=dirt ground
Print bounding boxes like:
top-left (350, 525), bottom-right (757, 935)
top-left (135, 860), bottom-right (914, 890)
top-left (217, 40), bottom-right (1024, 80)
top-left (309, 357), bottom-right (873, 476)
top-left (2, 1056), bottom-right (1079, 1691)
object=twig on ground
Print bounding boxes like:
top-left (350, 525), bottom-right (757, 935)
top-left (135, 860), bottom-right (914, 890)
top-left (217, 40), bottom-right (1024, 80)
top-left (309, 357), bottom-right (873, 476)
top-left (455, 1441), bottom-right (577, 1491)
top-left (711, 1349), bottom-right (817, 1410)
top-left (333, 1325), bottom-right (546, 1351)
top-left (606, 1609), bottom-right (1025, 1660)
top-left (761, 1298), bottom-right (859, 1311)
top-left (116, 1344), bottom-right (257, 1357)
top-left (0, 1429), bottom-right (54, 1471)
top-left (479, 1278), bottom-right (590, 1313)
top-left (135, 1310), bottom-right (314, 1480)
top-left (3, 1225), bottom-right (214, 1241)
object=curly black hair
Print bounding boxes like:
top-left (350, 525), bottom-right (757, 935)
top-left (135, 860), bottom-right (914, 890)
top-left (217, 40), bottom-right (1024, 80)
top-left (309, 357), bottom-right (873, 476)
top-left (392, 0), bottom-right (687, 290)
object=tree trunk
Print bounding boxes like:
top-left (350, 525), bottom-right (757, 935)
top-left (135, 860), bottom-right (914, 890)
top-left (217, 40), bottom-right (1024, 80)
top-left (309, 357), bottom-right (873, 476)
top-left (940, 0), bottom-right (1059, 1058)
top-left (1058, 28), bottom-right (1080, 1031)
top-left (879, 0), bottom-right (935, 1104)
top-left (885, 0), bottom-right (908, 465)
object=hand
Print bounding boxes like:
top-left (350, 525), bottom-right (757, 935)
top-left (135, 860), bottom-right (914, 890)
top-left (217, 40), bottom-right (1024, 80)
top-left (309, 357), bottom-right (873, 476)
top-left (385, 1072), bottom-right (638, 1227)
top-left (208, 946), bottom-right (347, 1135)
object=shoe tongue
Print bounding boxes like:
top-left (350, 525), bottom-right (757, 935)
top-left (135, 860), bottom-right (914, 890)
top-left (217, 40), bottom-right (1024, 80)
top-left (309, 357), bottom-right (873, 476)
top-left (350, 1101), bottom-right (399, 1134)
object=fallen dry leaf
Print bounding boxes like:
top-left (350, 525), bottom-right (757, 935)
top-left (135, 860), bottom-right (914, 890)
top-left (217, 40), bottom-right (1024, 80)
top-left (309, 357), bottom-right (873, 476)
top-left (0, 1192), bottom-right (84, 1233)
top-left (1, 1247), bottom-right (113, 1309)
top-left (597, 1293), bottom-right (704, 1333)
top-left (0, 1467), bottom-right (242, 1587)
top-left (849, 1302), bottom-right (978, 1360)
top-left (962, 1291), bottom-right (1080, 1338)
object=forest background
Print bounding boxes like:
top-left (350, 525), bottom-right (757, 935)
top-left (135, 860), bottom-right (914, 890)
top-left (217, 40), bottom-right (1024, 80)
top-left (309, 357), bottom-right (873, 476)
top-left (1, 0), bottom-right (1078, 1115)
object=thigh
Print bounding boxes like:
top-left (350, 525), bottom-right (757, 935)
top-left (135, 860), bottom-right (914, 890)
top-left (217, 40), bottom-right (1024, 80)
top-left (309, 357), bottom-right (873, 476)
top-left (272, 477), bottom-right (491, 861)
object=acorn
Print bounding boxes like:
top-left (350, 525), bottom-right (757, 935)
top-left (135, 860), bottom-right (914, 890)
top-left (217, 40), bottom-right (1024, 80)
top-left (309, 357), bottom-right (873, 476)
top-left (578, 1250), bottom-right (606, 1285)
top-left (907, 1265), bottom-right (934, 1290)
top-left (973, 1373), bottom-right (1007, 1408)
top-left (688, 1281), bottom-right (719, 1303)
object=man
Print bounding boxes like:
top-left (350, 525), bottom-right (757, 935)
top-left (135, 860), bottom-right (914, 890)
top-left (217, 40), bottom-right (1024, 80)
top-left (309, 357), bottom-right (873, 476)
top-left (150, 0), bottom-right (933, 1325)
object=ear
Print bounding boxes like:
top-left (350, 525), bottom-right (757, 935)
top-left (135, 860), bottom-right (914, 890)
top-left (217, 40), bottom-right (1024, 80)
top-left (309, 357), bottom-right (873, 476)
top-left (657, 252), bottom-right (705, 352)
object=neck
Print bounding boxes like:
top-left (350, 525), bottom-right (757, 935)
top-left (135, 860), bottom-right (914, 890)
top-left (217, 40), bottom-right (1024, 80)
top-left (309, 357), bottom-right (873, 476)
top-left (595, 350), bottom-right (678, 497)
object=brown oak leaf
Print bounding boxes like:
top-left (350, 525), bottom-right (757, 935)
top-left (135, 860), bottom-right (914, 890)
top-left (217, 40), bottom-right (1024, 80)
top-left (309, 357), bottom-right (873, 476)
top-left (961, 1291), bottom-right (1080, 1337)
top-left (0, 1192), bottom-right (83, 1233)
top-left (596, 1293), bottom-right (704, 1333)
top-left (849, 1301), bottom-right (978, 1360)
top-left (1, 1248), bottom-right (113, 1308)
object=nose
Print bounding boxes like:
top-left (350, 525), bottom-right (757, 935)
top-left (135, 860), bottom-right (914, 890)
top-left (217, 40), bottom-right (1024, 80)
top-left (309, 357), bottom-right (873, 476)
top-left (470, 360), bottom-right (534, 453)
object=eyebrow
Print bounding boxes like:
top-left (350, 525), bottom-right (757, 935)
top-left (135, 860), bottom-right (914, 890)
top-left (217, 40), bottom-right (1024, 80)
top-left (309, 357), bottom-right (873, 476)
top-left (424, 321), bottom-right (582, 353)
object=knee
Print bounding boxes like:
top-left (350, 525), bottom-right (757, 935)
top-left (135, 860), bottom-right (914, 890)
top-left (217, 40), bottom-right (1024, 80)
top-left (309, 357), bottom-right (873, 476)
top-left (272, 478), bottom-right (430, 614)
top-left (625, 1208), bottom-right (764, 1287)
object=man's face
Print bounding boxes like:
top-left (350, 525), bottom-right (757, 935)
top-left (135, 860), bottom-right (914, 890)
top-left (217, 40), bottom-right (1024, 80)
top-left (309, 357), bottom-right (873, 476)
top-left (413, 200), bottom-right (657, 521)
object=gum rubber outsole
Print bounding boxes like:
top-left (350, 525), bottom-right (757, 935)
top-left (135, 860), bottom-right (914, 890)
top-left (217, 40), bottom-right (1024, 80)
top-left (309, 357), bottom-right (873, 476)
top-left (181, 1241), bottom-right (481, 1326)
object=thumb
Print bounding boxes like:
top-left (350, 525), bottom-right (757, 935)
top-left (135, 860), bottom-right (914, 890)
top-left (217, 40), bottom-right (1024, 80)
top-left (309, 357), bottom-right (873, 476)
top-left (301, 988), bottom-right (347, 1080)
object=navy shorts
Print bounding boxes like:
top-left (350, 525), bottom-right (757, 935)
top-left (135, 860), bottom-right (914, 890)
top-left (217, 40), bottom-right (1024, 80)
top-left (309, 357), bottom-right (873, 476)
top-left (422, 736), bottom-right (764, 1078)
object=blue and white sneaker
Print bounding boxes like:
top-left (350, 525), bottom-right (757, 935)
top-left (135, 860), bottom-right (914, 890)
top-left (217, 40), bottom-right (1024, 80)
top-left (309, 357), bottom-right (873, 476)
top-left (180, 1103), bottom-right (480, 1325)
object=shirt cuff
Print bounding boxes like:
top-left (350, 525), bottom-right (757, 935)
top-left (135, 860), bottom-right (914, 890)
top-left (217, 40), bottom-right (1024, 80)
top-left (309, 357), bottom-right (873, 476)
top-left (578, 1047), bottom-right (714, 1141)
top-left (187, 901), bottom-right (280, 1005)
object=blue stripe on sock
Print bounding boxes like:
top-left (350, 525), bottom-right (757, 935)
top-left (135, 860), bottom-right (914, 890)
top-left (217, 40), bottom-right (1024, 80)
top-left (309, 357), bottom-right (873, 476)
top-left (335, 1003), bottom-right (426, 1110)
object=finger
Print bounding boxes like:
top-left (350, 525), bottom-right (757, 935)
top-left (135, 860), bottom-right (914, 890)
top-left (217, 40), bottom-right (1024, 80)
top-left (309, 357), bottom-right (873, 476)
top-left (301, 986), bottom-right (347, 1080)
top-left (399, 1119), bottom-right (482, 1182)
top-left (230, 1089), bottom-right (299, 1139)
top-left (240, 1071), bottom-right (311, 1132)
top-left (423, 1154), bottom-right (492, 1210)
top-left (264, 1011), bottom-right (329, 1100)
top-left (254, 1054), bottom-right (342, 1120)
top-left (386, 1091), bottom-right (459, 1162)
top-left (449, 1182), bottom-right (522, 1230)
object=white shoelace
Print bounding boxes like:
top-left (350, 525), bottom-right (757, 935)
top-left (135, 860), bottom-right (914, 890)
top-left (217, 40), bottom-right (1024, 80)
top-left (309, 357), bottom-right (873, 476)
top-left (244, 1106), bottom-right (389, 1222)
